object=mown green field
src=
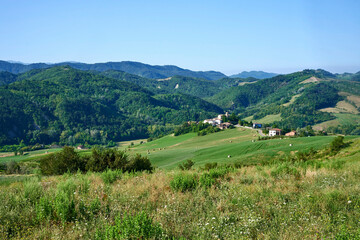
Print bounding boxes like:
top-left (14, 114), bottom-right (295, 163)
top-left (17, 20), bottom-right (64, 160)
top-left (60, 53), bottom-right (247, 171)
top-left (313, 113), bottom-right (360, 130)
top-left (126, 128), bottom-right (359, 169)
top-left (0, 148), bottom-right (63, 164)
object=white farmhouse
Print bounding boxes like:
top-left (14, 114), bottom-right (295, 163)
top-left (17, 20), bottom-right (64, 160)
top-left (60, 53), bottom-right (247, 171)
top-left (269, 128), bottom-right (282, 136)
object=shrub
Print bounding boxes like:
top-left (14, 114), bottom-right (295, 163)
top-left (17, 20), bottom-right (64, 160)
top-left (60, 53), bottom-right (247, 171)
top-left (199, 167), bottom-right (230, 188)
top-left (99, 211), bottom-right (163, 240)
top-left (89, 198), bottom-right (101, 215)
top-left (330, 136), bottom-right (346, 153)
top-left (6, 160), bottom-right (20, 174)
top-left (170, 173), bottom-right (198, 192)
top-left (271, 163), bottom-right (301, 179)
top-left (126, 154), bottom-right (153, 173)
top-left (326, 159), bottom-right (346, 170)
top-left (35, 195), bottom-right (53, 222)
top-left (101, 169), bottom-right (122, 184)
top-left (54, 179), bottom-right (78, 223)
top-left (208, 167), bottom-right (230, 179)
top-left (24, 178), bottom-right (43, 204)
top-left (86, 147), bottom-right (128, 172)
top-left (204, 162), bottom-right (217, 170)
top-left (54, 190), bottom-right (77, 223)
top-left (199, 173), bottom-right (216, 188)
top-left (40, 146), bottom-right (86, 175)
top-left (178, 159), bottom-right (194, 170)
top-left (40, 146), bottom-right (153, 175)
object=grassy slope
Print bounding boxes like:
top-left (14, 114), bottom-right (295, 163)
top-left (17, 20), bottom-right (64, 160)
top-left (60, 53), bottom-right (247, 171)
top-left (1, 138), bottom-right (359, 239)
top-left (0, 148), bottom-right (62, 164)
top-left (127, 128), bottom-right (358, 169)
top-left (313, 113), bottom-right (360, 130)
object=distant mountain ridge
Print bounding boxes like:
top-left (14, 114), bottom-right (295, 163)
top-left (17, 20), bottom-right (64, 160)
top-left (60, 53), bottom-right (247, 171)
top-left (230, 71), bottom-right (278, 79)
top-left (0, 60), bottom-right (226, 80)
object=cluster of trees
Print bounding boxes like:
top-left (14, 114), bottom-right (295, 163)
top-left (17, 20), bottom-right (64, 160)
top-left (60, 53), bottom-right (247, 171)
top-left (174, 122), bottom-right (221, 136)
top-left (40, 146), bottom-right (153, 175)
top-left (327, 124), bottom-right (360, 135)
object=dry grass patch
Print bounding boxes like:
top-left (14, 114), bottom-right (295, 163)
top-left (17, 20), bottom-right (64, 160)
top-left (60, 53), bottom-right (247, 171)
top-left (300, 76), bottom-right (320, 84)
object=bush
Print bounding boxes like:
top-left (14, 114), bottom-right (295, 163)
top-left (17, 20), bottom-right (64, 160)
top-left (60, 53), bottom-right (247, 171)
top-left (24, 178), bottom-right (43, 204)
top-left (40, 146), bottom-right (153, 175)
top-left (55, 190), bottom-right (77, 223)
top-left (54, 179), bottom-right (78, 223)
top-left (35, 196), bottom-right (53, 222)
top-left (204, 162), bottom-right (217, 170)
top-left (126, 154), bottom-right (153, 173)
top-left (98, 211), bottom-right (163, 240)
top-left (199, 167), bottom-right (231, 188)
top-left (178, 159), bottom-right (194, 170)
top-left (101, 169), bottom-right (122, 184)
top-left (330, 136), bottom-right (346, 153)
top-left (199, 173), bottom-right (216, 188)
top-left (86, 147), bottom-right (128, 172)
top-left (170, 173), bottom-right (198, 192)
top-left (6, 160), bottom-right (20, 174)
top-left (40, 146), bottom-right (85, 175)
top-left (271, 163), bottom-right (301, 179)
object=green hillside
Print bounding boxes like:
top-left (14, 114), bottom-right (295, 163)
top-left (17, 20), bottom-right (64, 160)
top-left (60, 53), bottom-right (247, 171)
top-left (0, 66), bottom-right (222, 145)
top-left (230, 70), bottom-right (278, 79)
top-left (125, 128), bottom-right (356, 169)
top-left (101, 70), bottom-right (255, 98)
top-left (0, 71), bottom-right (17, 85)
top-left (0, 60), bottom-right (226, 80)
top-left (209, 69), bottom-right (360, 129)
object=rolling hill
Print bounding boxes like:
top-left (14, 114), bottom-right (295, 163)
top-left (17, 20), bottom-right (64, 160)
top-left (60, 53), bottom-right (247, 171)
top-left (121, 127), bottom-right (359, 169)
top-left (0, 66), bottom-right (223, 145)
top-left (209, 69), bottom-right (360, 129)
top-left (230, 70), bottom-right (278, 79)
top-left (0, 66), bottom-right (359, 146)
top-left (0, 60), bottom-right (226, 80)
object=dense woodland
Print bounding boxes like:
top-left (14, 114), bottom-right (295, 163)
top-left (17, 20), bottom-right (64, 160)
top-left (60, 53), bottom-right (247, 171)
top-left (0, 63), bottom-right (359, 146)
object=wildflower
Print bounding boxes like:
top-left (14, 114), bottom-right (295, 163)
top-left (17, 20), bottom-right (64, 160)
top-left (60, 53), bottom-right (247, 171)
top-left (348, 200), bottom-right (352, 204)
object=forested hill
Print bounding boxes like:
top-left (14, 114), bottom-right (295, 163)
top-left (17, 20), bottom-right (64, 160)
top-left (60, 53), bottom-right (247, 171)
top-left (209, 69), bottom-right (360, 129)
top-left (0, 66), bottom-right (223, 145)
top-left (0, 71), bottom-right (18, 85)
top-left (0, 60), bottom-right (226, 80)
top-left (100, 70), bottom-right (257, 98)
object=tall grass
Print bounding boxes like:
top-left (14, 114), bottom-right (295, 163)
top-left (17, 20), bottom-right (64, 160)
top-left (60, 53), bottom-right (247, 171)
top-left (0, 146), bottom-right (360, 239)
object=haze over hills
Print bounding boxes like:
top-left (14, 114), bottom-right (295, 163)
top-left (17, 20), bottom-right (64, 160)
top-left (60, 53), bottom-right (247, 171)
top-left (0, 60), bottom-right (226, 80)
top-left (230, 71), bottom-right (278, 79)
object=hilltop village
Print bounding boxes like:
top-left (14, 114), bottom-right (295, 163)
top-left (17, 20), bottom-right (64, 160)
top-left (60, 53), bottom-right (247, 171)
top-left (202, 113), bottom-right (297, 137)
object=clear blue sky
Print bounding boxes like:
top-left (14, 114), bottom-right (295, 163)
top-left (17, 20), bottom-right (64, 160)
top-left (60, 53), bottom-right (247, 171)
top-left (1, 0), bottom-right (359, 75)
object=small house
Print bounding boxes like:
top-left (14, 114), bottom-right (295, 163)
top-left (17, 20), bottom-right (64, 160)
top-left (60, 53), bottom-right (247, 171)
top-left (77, 145), bottom-right (85, 150)
top-left (285, 131), bottom-right (297, 137)
top-left (253, 123), bottom-right (262, 128)
top-left (218, 122), bottom-right (231, 130)
top-left (269, 128), bottom-right (282, 136)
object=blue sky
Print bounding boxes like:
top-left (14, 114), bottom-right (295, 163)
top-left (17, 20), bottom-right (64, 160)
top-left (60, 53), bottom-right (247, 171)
top-left (0, 0), bottom-right (359, 74)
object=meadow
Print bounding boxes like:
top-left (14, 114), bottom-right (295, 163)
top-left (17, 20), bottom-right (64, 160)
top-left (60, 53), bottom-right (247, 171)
top-left (1, 129), bottom-right (360, 239)
top-left (0, 148), bottom-right (62, 164)
top-left (1, 136), bottom-right (360, 239)
top-left (126, 128), bottom-right (357, 169)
